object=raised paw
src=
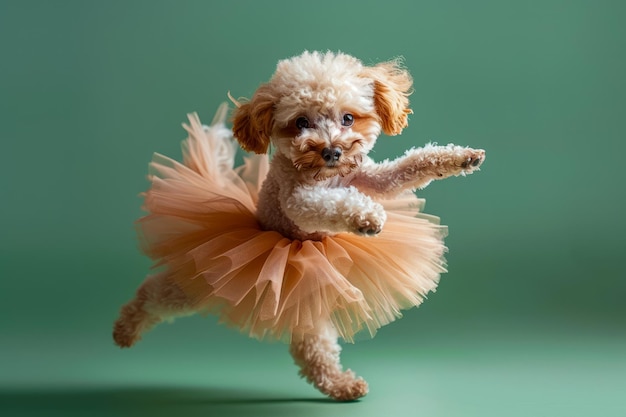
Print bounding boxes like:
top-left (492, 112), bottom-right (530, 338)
top-left (349, 204), bottom-right (387, 236)
top-left (457, 148), bottom-right (486, 174)
top-left (113, 317), bottom-right (139, 348)
top-left (112, 299), bottom-right (160, 348)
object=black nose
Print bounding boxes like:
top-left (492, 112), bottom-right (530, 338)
top-left (321, 147), bottom-right (342, 162)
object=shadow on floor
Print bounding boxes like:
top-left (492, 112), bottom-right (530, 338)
top-left (0, 385), bottom-right (355, 417)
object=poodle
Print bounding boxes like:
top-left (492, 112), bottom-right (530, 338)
top-left (113, 51), bottom-right (485, 401)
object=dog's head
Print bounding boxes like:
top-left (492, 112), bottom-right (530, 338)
top-left (232, 51), bottom-right (413, 180)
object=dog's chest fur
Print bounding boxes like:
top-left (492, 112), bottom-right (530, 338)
top-left (255, 154), bottom-right (357, 241)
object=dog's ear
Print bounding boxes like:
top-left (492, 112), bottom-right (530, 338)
top-left (361, 59), bottom-right (413, 136)
top-left (231, 84), bottom-right (275, 154)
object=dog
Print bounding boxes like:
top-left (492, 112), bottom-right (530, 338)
top-left (114, 51), bottom-right (485, 401)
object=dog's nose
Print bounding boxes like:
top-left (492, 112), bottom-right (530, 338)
top-left (321, 147), bottom-right (342, 162)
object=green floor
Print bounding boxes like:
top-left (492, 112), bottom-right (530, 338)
top-left (2, 315), bottom-right (624, 417)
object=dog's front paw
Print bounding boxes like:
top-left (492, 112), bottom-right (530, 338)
top-left (349, 204), bottom-right (386, 236)
top-left (454, 147), bottom-right (485, 175)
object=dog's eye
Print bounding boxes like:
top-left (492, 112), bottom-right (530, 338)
top-left (295, 117), bottom-right (310, 130)
top-left (341, 113), bottom-right (354, 127)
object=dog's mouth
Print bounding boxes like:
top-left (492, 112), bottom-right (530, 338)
top-left (291, 139), bottom-right (365, 180)
top-left (294, 154), bottom-right (363, 181)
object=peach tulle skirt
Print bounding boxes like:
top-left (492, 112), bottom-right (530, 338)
top-left (137, 105), bottom-right (448, 343)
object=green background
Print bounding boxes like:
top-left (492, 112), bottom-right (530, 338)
top-left (1, 1), bottom-right (624, 416)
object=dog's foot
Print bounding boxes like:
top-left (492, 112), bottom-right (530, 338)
top-left (290, 330), bottom-right (369, 402)
top-left (453, 147), bottom-right (485, 175)
top-left (113, 300), bottom-right (158, 348)
top-left (325, 370), bottom-right (369, 401)
top-left (113, 316), bottom-right (142, 348)
top-left (349, 203), bottom-right (386, 236)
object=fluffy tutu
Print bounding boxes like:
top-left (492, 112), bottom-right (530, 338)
top-left (137, 104), bottom-right (448, 343)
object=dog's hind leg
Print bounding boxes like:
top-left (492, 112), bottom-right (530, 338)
top-left (113, 273), bottom-right (192, 348)
top-left (289, 327), bottom-right (369, 401)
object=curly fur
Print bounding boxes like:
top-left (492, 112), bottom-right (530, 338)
top-left (113, 51), bottom-right (485, 401)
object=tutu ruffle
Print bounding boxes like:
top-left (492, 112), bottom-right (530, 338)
top-left (137, 104), bottom-right (448, 343)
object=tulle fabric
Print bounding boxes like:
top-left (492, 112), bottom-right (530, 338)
top-left (137, 104), bottom-right (448, 343)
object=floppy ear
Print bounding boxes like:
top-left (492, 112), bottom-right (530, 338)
top-left (231, 84), bottom-right (275, 154)
top-left (361, 59), bottom-right (413, 136)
